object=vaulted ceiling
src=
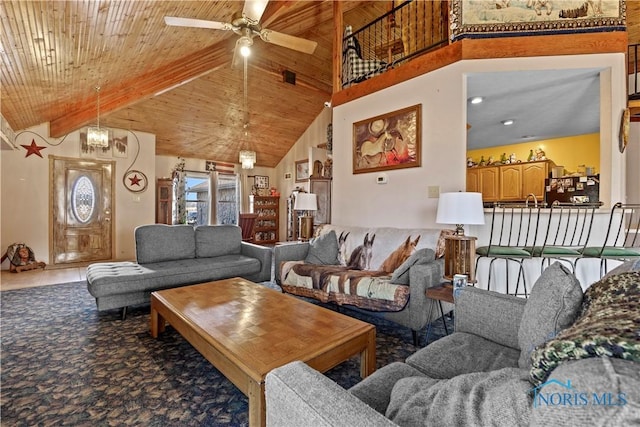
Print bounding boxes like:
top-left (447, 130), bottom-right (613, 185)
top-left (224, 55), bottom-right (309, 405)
top-left (1, 1), bottom-right (639, 167)
top-left (0, 1), bottom-right (382, 167)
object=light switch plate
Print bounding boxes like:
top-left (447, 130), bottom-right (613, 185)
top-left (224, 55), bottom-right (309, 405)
top-left (428, 186), bottom-right (440, 198)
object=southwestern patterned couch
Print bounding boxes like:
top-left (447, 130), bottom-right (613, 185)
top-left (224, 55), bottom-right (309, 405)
top-left (274, 224), bottom-right (453, 344)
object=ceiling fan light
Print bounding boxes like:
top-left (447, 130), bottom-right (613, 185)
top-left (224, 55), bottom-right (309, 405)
top-left (239, 150), bottom-right (256, 169)
top-left (240, 45), bottom-right (251, 57)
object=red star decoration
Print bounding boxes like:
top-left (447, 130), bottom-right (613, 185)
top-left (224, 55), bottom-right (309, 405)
top-left (21, 139), bottom-right (47, 158)
top-left (128, 174), bottom-right (142, 186)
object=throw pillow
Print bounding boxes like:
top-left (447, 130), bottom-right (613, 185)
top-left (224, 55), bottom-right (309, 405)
top-left (517, 262), bottom-right (583, 369)
top-left (304, 230), bottom-right (340, 265)
top-left (390, 248), bottom-right (436, 285)
top-left (529, 271), bottom-right (640, 386)
top-left (435, 229), bottom-right (456, 258)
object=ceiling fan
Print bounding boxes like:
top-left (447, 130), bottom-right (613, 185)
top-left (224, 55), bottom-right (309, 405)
top-left (164, 0), bottom-right (318, 68)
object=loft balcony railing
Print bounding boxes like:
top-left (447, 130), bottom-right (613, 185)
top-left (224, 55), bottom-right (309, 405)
top-left (342, 0), bottom-right (448, 89)
top-left (629, 44), bottom-right (640, 101)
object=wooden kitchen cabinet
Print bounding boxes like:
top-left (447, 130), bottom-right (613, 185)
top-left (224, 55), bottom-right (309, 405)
top-left (467, 160), bottom-right (554, 203)
top-left (467, 167), bottom-right (499, 202)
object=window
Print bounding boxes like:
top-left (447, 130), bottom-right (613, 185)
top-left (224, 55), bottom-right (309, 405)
top-left (181, 172), bottom-right (240, 226)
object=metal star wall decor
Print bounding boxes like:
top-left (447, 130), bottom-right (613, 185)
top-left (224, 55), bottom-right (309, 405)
top-left (21, 139), bottom-right (46, 158)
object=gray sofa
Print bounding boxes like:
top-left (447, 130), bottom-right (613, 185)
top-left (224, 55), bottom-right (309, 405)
top-left (265, 261), bottom-right (640, 426)
top-left (86, 224), bottom-right (272, 316)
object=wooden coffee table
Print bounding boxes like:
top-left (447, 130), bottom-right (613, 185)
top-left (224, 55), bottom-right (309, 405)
top-left (150, 277), bottom-right (376, 427)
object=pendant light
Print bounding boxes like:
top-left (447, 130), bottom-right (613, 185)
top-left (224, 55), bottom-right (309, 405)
top-left (238, 56), bottom-right (256, 169)
top-left (87, 86), bottom-right (109, 148)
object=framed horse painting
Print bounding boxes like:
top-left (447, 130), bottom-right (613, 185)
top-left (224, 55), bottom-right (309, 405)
top-left (352, 104), bottom-right (421, 174)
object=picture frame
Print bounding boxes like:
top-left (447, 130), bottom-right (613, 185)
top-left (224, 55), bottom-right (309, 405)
top-left (353, 104), bottom-right (421, 174)
top-left (255, 175), bottom-right (269, 189)
top-left (450, 0), bottom-right (624, 41)
top-left (111, 131), bottom-right (128, 158)
top-left (295, 159), bottom-right (310, 182)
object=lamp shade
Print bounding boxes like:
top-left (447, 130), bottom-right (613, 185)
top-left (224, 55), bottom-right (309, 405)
top-left (294, 193), bottom-right (317, 211)
top-left (436, 192), bottom-right (485, 233)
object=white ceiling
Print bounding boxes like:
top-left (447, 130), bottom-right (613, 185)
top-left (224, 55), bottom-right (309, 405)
top-left (466, 68), bottom-right (602, 150)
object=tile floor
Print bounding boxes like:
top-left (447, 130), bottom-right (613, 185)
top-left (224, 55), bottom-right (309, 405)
top-left (1, 266), bottom-right (86, 291)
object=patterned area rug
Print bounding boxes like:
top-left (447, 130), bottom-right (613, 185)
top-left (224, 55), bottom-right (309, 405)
top-left (1, 281), bottom-right (451, 426)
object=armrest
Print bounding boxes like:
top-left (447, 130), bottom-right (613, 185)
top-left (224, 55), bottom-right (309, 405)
top-left (240, 241), bottom-right (273, 282)
top-left (265, 361), bottom-right (397, 427)
top-left (273, 243), bottom-right (310, 282)
top-left (454, 286), bottom-right (526, 350)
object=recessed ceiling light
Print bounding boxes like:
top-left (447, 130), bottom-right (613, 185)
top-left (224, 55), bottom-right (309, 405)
top-left (470, 96), bottom-right (483, 104)
top-left (502, 119), bottom-right (514, 126)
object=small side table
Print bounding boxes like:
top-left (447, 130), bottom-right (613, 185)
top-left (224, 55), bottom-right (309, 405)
top-left (443, 235), bottom-right (477, 283)
top-left (424, 283), bottom-right (454, 345)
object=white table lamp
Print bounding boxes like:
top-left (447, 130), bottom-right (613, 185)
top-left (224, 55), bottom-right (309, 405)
top-left (436, 192), bottom-right (485, 235)
top-left (294, 193), bottom-right (318, 240)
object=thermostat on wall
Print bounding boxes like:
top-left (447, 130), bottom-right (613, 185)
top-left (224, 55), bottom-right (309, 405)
top-left (376, 173), bottom-right (388, 184)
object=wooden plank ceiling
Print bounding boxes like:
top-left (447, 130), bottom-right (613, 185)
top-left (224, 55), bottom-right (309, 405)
top-left (1, 1), bottom-right (638, 167)
top-left (0, 0), bottom-right (378, 167)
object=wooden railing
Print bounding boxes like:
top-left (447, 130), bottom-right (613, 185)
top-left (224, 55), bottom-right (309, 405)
top-left (630, 44), bottom-right (640, 99)
top-left (342, 0), bottom-right (448, 88)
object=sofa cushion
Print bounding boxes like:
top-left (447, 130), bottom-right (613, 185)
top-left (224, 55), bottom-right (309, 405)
top-left (518, 262), bottom-right (583, 368)
top-left (529, 358), bottom-right (640, 425)
top-left (195, 225), bottom-right (242, 258)
top-left (305, 230), bottom-right (340, 265)
top-left (349, 362), bottom-right (432, 415)
top-left (390, 248), bottom-right (435, 285)
top-left (406, 332), bottom-right (520, 379)
top-left (385, 367), bottom-right (532, 426)
top-left (529, 271), bottom-right (640, 386)
top-left (135, 224), bottom-right (196, 264)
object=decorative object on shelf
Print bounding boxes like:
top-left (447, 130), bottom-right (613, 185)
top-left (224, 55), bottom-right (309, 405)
top-left (323, 158), bottom-right (333, 178)
top-left (254, 175), bottom-right (269, 189)
top-left (436, 191), bottom-right (485, 282)
top-left (535, 148), bottom-right (546, 160)
top-left (270, 187), bottom-right (280, 197)
top-left (509, 153), bottom-right (517, 164)
top-left (467, 157), bottom-right (476, 168)
top-left (123, 170), bottom-right (148, 193)
top-left (326, 123), bottom-right (333, 153)
top-left (294, 192), bottom-right (317, 240)
top-left (295, 159), bottom-right (310, 182)
top-left (450, 0), bottom-right (623, 41)
top-left (619, 107), bottom-right (630, 153)
top-left (479, 156), bottom-right (486, 166)
top-left (500, 153), bottom-right (507, 164)
top-left (312, 160), bottom-right (323, 177)
top-left (20, 139), bottom-right (46, 158)
top-left (87, 86), bottom-right (109, 148)
top-left (487, 155), bottom-right (495, 165)
top-left (353, 104), bottom-right (421, 174)
top-left (528, 149), bottom-right (536, 162)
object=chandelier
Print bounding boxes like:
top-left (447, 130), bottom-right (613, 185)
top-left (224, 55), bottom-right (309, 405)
top-left (87, 86), bottom-right (109, 148)
top-left (238, 56), bottom-right (256, 169)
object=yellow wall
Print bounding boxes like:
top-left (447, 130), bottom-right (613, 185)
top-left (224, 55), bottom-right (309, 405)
top-left (466, 133), bottom-right (599, 175)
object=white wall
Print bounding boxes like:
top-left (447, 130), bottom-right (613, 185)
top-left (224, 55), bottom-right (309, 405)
top-left (0, 123), bottom-right (156, 268)
top-left (332, 53), bottom-right (628, 231)
top-left (274, 108), bottom-right (332, 238)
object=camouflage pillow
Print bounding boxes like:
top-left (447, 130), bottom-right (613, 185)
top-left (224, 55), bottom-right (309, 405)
top-left (529, 272), bottom-right (640, 386)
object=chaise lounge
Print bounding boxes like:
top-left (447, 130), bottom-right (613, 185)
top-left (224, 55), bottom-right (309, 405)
top-left (86, 224), bottom-right (272, 318)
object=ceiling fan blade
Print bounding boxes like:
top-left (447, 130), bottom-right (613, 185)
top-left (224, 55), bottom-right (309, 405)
top-left (242, 0), bottom-right (269, 25)
top-left (164, 16), bottom-right (233, 31)
top-left (259, 29), bottom-right (317, 54)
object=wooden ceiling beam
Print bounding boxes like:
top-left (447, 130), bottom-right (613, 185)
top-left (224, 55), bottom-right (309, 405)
top-left (49, 42), bottom-right (234, 137)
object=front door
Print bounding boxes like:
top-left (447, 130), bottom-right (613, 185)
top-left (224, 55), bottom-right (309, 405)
top-left (50, 156), bottom-right (114, 265)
